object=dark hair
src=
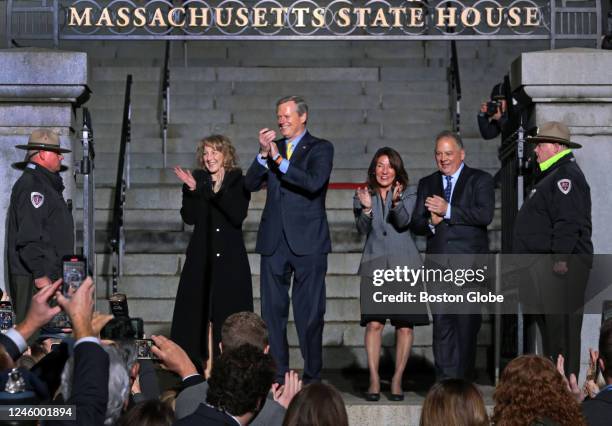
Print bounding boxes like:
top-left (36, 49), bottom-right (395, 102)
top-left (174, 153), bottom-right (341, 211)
top-left (366, 147), bottom-right (409, 191)
top-left (420, 379), bottom-right (488, 426)
top-left (283, 383), bottom-right (348, 426)
top-left (493, 355), bottom-right (586, 426)
top-left (117, 400), bottom-right (174, 426)
top-left (221, 312), bottom-right (269, 352)
top-left (599, 318), bottom-right (612, 380)
top-left (206, 344), bottom-right (276, 417)
top-left (276, 95), bottom-right (308, 117)
top-left (435, 130), bottom-right (464, 149)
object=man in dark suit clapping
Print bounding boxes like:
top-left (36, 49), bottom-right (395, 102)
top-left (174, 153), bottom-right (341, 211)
top-left (412, 130), bottom-right (495, 380)
top-left (245, 96), bottom-right (334, 384)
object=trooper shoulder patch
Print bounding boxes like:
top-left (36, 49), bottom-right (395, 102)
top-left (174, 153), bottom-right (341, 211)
top-left (557, 179), bottom-right (572, 195)
top-left (31, 192), bottom-right (44, 208)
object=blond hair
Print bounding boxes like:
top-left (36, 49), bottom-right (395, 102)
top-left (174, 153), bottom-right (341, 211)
top-left (195, 134), bottom-right (238, 171)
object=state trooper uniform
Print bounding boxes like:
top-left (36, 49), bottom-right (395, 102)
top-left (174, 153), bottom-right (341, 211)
top-left (513, 121), bottom-right (593, 376)
top-left (7, 130), bottom-right (73, 323)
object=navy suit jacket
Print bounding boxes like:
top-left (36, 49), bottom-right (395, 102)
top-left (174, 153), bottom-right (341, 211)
top-left (245, 131), bottom-right (333, 256)
top-left (51, 342), bottom-right (109, 426)
top-left (412, 164), bottom-right (495, 255)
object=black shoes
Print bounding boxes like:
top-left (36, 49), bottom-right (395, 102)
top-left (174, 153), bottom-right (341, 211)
top-left (364, 392), bottom-right (380, 401)
top-left (389, 393), bottom-right (404, 402)
top-left (364, 392), bottom-right (404, 402)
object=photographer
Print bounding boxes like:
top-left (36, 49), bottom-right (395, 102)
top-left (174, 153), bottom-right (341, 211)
top-left (478, 82), bottom-right (509, 140)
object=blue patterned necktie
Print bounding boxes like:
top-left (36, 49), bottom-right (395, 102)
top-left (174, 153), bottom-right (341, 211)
top-left (444, 175), bottom-right (453, 202)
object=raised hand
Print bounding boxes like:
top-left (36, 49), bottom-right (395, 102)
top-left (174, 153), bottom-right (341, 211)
top-left (150, 334), bottom-right (198, 379)
top-left (271, 370), bottom-right (303, 409)
top-left (391, 181), bottom-right (404, 207)
top-left (174, 167), bottom-right (196, 191)
top-left (356, 187), bottom-right (372, 210)
top-left (56, 277), bottom-right (95, 340)
top-left (91, 312), bottom-right (113, 337)
top-left (259, 128), bottom-right (276, 157)
top-left (15, 278), bottom-right (63, 341)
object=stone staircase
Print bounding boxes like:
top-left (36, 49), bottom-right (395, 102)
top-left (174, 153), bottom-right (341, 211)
top-left (66, 39), bottom-right (555, 376)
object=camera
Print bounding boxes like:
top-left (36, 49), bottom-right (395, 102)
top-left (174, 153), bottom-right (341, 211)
top-left (486, 100), bottom-right (501, 117)
top-left (109, 293), bottom-right (129, 318)
top-left (100, 293), bottom-right (145, 340)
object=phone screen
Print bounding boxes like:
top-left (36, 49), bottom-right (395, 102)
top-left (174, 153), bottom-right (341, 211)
top-left (62, 255), bottom-right (87, 296)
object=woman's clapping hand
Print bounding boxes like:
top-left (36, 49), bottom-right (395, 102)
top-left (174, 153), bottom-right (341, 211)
top-left (174, 166), bottom-right (196, 191)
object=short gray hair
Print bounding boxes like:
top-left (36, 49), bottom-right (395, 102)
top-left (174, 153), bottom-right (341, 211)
top-left (276, 95), bottom-right (308, 117)
top-left (435, 130), bottom-right (464, 149)
top-left (60, 345), bottom-right (130, 426)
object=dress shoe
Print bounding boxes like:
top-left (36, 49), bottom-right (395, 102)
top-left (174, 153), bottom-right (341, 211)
top-left (389, 393), bottom-right (404, 402)
top-left (364, 392), bottom-right (380, 402)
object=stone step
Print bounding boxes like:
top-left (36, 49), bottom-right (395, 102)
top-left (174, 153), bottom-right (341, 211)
top-left (77, 207), bottom-right (355, 230)
top-left (82, 228), bottom-right (364, 254)
top-left (75, 186), bottom-right (353, 210)
top-left (88, 107), bottom-right (449, 127)
top-left (219, 41), bottom-right (428, 61)
top-left (91, 66), bottom-right (381, 83)
top-left (84, 129), bottom-right (485, 156)
top-left (122, 317), bottom-right (492, 352)
top-left (91, 65), bottom-right (448, 84)
top-left (92, 289), bottom-right (492, 349)
top-left (89, 91), bottom-right (448, 112)
top-left (74, 182), bottom-right (502, 211)
top-left (75, 202), bottom-right (502, 234)
top-left (79, 167), bottom-right (368, 186)
top-left (95, 252), bottom-right (362, 276)
top-left (89, 152), bottom-right (499, 174)
top-left (95, 274), bottom-right (361, 300)
top-left (84, 133), bottom-right (498, 164)
top-left (78, 227), bottom-right (500, 255)
top-left (222, 93), bottom-right (449, 111)
top-left (89, 80), bottom-right (449, 97)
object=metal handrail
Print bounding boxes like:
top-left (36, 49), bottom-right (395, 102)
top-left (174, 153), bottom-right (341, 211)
top-left (79, 108), bottom-right (96, 281)
top-left (109, 74), bottom-right (132, 295)
top-left (448, 39), bottom-right (462, 134)
top-left (160, 41), bottom-right (171, 168)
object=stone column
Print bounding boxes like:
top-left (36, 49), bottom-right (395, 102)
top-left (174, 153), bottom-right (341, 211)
top-left (0, 48), bottom-right (88, 290)
top-left (511, 47), bottom-right (612, 377)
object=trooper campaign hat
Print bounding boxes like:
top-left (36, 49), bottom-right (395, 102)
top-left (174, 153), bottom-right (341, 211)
top-left (15, 129), bottom-right (71, 154)
top-left (12, 129), bottom-right (70, 170)
top-left (526, 121), bottom-right (582, 149)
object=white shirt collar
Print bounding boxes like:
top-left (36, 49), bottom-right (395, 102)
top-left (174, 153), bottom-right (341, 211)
top-left (443, 162), bottom-right (465, 183)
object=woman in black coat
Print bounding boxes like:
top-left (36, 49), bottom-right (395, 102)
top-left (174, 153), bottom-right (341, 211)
top-left (170, 135), bottom-right (253, 368)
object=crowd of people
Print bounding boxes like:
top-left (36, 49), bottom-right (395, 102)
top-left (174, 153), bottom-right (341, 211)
top-left (2, 93), bottom-right (601, 424)
top-left (0, 286), bottom-right (610, 425)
